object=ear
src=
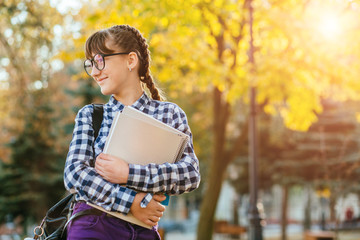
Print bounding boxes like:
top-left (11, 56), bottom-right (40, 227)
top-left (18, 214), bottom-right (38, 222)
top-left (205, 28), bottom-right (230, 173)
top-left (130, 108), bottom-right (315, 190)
top-left (127, 52), bottom-right (139, 70)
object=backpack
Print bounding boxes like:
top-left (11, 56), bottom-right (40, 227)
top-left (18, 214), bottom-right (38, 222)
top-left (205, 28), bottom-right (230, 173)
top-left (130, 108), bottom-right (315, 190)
top-left (30, 104), bottom-right (103, 240)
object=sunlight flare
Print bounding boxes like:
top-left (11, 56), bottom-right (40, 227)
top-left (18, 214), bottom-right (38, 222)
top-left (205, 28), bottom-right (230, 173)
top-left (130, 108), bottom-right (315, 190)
top-left (317, 12), bottom-right (341, 39)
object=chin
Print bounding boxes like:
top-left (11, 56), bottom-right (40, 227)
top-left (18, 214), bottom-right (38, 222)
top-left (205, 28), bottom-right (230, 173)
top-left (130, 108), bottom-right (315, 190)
top-left (100, 88), bottom-right (112, 96)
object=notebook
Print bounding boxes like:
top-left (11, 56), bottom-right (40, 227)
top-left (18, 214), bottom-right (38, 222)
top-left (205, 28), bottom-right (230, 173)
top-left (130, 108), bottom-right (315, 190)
top-left (103, 106), bottom-right (189, 165)
top-left (87, 106), bottom-right (189, 228)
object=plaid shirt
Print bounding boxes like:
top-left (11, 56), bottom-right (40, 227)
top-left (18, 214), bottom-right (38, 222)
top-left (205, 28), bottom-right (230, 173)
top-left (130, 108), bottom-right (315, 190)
top-left (64, 93), bottom-right (200, 214)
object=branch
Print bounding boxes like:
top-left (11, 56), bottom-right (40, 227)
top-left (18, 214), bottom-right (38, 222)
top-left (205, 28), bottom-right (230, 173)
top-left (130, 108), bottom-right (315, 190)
top-left (0, 31), bottom-right (26, 89)
top-left (231, 0), bottom-right (248, 44)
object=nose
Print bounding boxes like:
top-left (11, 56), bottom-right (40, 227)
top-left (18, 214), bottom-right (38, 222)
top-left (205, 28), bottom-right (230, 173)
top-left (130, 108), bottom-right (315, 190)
top-left (90, 65), bottom-right (101, 77)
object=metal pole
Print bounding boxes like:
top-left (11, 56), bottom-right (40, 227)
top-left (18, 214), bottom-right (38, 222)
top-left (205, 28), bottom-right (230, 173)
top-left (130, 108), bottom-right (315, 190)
top-left (248, 0), bottom-right (263, 239)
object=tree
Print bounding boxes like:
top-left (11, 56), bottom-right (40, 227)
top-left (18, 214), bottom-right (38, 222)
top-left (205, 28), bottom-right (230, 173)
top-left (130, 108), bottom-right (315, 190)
top-left (0, 0), bottom-right (75, 232)
top-left (0, 0), bottom-right (65, 159)
top-left (0, 88), bottom-right (66, 231)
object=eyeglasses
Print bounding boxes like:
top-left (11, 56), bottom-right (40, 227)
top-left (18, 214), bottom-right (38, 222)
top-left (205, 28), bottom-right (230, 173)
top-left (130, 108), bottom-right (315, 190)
top-left (84, 52), bottom-right (129, 76)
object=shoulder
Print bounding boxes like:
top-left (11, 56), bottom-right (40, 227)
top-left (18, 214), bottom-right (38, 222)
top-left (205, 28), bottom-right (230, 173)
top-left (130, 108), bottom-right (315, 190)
top-left (152, 99), bottom-right (185, 114)
top-left (75, 104), bottom-right (95, 123)
top-left (148, 99), bottom-right (188, 124)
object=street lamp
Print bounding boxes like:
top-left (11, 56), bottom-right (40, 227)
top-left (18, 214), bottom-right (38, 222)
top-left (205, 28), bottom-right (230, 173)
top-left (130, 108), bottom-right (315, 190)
top-left (247, 0), bottom-right (263, 239)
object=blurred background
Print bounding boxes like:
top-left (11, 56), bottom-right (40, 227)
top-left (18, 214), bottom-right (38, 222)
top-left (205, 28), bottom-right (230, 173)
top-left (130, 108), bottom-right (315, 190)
top-left (1, 0), bottom-right (360, 239)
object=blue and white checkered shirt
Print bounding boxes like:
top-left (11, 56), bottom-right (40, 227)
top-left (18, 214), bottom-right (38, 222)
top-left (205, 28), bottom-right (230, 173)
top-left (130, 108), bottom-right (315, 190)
top-left (64, 93), bottom-right (200, 214)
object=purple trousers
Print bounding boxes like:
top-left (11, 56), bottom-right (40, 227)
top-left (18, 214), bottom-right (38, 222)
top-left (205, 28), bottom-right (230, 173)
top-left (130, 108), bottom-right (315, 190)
top-left (67, 202), bottom-right (161, 240)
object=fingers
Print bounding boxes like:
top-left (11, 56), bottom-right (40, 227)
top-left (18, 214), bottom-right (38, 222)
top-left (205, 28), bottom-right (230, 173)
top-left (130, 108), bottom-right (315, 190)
top-left (95, 166), bottom-right (109, 181)
top-left (130, 193), bottom-right (166, 227)
top-left (149, 198), bottom-right (166, 210)
top-left (95, 155), bottom-right (106, 170)
top-left (144, 198), bottom-right (165, 217)
top-left (95, 155), bottom-right (114, 173)
top-left (99, 153), bottom-right (120, 161)
top-left (159, 204), bottom-right (166, 212)
top-left (95, 156), bottom-right (111, 180)
top-left (96, 154), bottom-right (111, 164)
top-left (156, 210), bottom-right (164, 218)
top-left (153, 194), bottom-right (167, 202)
top-left (98, 153), bottom-right (109, 159)
top-left (149, 215), bottom-right (161, 224)
top-left (144, 219), bottom-right (158, 227)
top-left (149, 195), bottom-right (166, 214)
top-left (95, 157), bottom-right (105, 172)
top-left (136, 213), bottom-right (161, 227)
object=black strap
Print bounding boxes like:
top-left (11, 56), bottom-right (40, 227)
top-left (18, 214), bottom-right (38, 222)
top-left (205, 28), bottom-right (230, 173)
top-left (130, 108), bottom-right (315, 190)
top-left (60, 105), bottom-right (104, 238)
top-left (92, 104), bottom-right (104, 139)
top-left (90, 104), bottom-right (104, 167)
top-left (34, 104), bottom-right (105, 240)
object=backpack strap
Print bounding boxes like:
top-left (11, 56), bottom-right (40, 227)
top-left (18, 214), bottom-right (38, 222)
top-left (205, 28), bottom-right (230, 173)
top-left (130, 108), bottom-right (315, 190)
top-left (92, 104), bottom-right (104, 139)
top-left (90, 104), bottom-right (104, 167)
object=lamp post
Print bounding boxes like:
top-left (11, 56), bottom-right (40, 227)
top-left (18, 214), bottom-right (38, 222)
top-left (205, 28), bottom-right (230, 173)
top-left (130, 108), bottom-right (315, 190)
top-left (248, 0), bottom-right (263, 239)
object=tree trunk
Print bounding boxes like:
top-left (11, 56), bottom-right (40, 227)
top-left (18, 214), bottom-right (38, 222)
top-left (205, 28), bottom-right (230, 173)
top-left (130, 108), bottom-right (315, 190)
top-left (197, 85), bottom-right (248, 240)
top-left (197, 87), bottom-right (229, 240)
top-left (281, 185), bottom-right (289, 240)
top-left (196, 162), bottom-right (227, 240)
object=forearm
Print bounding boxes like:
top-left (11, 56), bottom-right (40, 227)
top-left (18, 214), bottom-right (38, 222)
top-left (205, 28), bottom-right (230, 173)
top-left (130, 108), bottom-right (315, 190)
top-left (64, 155), bottom-right (136, 214)
top-left (126, 146), bottom-right (200, 194)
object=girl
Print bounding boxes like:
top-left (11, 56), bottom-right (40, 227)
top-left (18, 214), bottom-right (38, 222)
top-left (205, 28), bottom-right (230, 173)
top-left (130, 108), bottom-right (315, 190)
top-left (63, 24), bottom-right (200, 239)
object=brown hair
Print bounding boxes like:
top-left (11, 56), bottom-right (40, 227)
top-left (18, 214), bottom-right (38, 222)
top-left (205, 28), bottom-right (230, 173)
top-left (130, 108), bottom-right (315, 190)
top-left (85, 25), bottom-right (164, 101)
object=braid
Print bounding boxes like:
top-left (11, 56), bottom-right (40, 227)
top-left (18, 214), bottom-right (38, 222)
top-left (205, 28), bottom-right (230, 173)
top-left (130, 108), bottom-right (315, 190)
top-left (111, 25), bottom-right (164, 101)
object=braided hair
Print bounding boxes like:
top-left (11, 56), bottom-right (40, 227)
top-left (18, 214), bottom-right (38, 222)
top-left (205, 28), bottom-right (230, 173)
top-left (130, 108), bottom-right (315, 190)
top-left (85, 24), bottom-right (164, 101)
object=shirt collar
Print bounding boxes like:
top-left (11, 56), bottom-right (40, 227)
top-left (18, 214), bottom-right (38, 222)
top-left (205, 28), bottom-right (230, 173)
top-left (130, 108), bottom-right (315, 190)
top-left (108, 92), bottom-right (150, 112)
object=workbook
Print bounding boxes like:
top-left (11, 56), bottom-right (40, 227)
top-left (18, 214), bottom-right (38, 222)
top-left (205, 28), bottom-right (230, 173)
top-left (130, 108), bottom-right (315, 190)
top-left (104, 106), bottom-right (189, 165)
top-left (87, 106), bottom-right (189, 228)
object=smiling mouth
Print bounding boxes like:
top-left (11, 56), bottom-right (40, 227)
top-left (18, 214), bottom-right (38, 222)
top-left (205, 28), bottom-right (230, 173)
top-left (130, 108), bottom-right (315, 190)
top-left (97, 77), bottom-right (107, 84)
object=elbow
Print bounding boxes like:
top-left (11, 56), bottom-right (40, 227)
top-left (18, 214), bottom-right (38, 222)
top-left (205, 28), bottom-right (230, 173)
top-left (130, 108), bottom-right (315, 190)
top-left (63, 174), bottom-right (73, 191)
top-left (188, 171), bottom-right (201, 192)
top-left (181, 163), bottom-right (201, 193)
top-left (63, 165), bottom-right (75, 191)
top-left (177, 170), bottom-right (201, 194)
top-left (187, 162), bottom-right (201, 192)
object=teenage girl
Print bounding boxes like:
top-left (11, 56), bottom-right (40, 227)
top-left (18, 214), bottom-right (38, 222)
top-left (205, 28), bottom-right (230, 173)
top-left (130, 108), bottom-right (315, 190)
top-left (63, 24), bottom-right (201, 240)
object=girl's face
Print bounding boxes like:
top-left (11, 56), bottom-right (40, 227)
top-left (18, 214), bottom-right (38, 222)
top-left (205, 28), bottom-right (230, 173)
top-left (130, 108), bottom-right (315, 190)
top-left (90, 42), bottom-right (131, 97)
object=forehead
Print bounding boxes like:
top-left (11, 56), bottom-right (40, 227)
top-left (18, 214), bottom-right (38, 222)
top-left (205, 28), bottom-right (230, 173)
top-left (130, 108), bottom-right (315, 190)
top-left (89, 40), bottom-right (121, 59)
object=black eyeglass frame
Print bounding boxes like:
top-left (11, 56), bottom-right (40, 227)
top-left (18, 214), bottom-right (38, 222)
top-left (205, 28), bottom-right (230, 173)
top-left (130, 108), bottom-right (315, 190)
top-left (84, 52), bottom-right (130, 76)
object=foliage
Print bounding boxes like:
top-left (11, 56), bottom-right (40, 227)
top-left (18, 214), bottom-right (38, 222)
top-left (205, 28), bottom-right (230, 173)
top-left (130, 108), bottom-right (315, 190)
top-left (255, 0), bottom-right (360, 130)
top-left (0, 0), bottom-right (74, 229)
top-left (0, 89), bottom-right (65, 226)
top-left (0, 0), bottom-right (64, 158)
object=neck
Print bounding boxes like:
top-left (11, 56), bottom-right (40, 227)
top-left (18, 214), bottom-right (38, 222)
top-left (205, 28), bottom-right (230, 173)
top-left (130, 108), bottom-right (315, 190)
top-left (113, 83), bottom-right (143, 106)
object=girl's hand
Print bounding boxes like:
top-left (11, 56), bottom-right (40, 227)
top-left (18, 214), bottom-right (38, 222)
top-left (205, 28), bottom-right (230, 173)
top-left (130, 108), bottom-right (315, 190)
top-left (95, 153), bottom-right (129, 184)
top-left (131, 193), bottom-right (166, 227)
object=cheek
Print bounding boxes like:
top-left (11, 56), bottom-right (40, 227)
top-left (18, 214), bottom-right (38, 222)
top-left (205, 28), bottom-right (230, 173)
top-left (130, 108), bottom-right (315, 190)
top-left (105, 62), bottom-right (127, 76)
top-left (108, 58), bottom-right (127, 70)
